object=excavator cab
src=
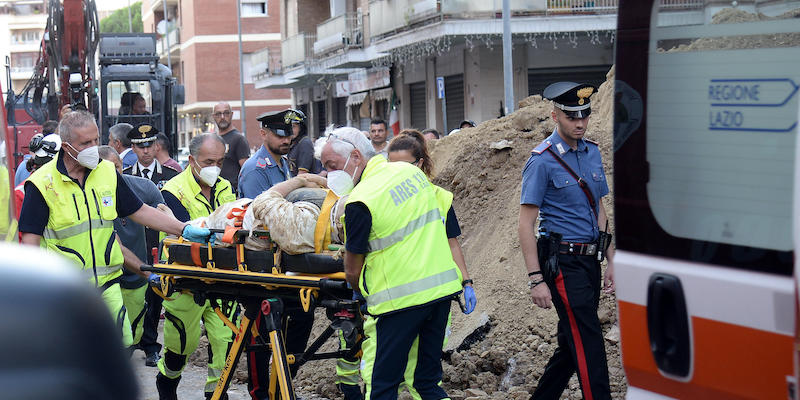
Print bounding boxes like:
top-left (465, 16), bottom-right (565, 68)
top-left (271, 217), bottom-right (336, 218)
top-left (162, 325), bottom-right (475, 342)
top-left (98, 34), bottom-right (184, 157)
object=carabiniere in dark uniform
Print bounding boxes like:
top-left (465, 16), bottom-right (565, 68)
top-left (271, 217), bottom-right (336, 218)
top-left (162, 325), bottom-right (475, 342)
top-left (519, 81), bottom-right (614, 400)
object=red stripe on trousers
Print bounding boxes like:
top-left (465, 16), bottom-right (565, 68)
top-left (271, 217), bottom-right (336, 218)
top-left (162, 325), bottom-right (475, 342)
top-left (554, 273), bottom-right (594, 400)
top-left (249, 316), bottom-right (261, 399)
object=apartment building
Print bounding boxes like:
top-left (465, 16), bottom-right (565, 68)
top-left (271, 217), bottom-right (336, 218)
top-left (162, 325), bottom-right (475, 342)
top-left (141, 0), bottom-right (292, 149)
top-left (0, 0), bottom-right (47, 95)
top-left (254, 0), bottom-right (799, 138)
top-left (254, 0), bottom-right (621, 137)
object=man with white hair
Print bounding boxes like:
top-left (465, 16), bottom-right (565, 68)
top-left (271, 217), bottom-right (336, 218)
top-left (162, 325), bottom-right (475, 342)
top-left (109, 122), bottom-right (138, 169)
top-left (320, 127), bottom-right (463, 400)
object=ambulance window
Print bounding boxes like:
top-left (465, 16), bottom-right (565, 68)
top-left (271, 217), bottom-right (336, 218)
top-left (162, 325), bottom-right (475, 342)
top-left (646, 4), bottom-right (800, 253)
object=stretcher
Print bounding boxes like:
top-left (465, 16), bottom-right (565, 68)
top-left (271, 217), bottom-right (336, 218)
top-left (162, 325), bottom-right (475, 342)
top-left (143, 227), bottom-right (361, 400)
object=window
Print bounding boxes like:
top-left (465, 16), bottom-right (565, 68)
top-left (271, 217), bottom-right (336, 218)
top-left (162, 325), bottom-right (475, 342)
top-left (241, 0), bottom-right (267, 17)
top-left (12, 30), bottom-right (40, 45)
top-left (613, 2), bottom-right (799, 275)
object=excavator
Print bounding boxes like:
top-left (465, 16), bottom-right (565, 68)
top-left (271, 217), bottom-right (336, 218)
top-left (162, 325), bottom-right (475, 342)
top-left (3, 0), bottom-right (183, 170)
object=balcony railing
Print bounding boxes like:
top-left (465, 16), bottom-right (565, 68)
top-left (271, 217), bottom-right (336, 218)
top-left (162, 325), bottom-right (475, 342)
top-left (156, 28), bottom-right (180, 56)
top-left (282, 33), bottom-right (316, 69)
top-left (546, 0), bottom-right (618, 14)
top-left (658, 0), bottom-right (704, 10)
top-left (10, 66), bottom-right (34, 74)
top-left (249, 47), bottom-right (284, 81)
top-left (313, 12), bottom-right (363, 56)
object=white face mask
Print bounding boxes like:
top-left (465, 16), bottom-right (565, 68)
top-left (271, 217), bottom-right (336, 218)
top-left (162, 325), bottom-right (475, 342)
top-left (66, 143), bottom-right (99, 169)
top-left (327, 154), bottom-right (358, 197)
top-left (194, 160), bottom-right (221, 186)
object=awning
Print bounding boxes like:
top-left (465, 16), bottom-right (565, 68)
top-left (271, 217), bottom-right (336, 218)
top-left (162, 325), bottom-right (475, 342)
top-left (346, 92), bottom-right (368, 107)
top-left (372, 87), bottom-right (393, 102)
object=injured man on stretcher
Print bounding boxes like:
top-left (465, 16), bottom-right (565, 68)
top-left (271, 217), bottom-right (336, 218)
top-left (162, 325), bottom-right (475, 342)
top-left (175, 173), bottom-right (345, 264)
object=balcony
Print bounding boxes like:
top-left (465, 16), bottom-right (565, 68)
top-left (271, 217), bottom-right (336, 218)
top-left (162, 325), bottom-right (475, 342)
top-left (282, 33), bottom-right (316, 70)
top-left (370, 0), bottom-right (553, 39)
top-left (147, 0), bottom-right (179, 15)
top-left (250, 47), bottom-right (284, 81)
top-left (545, 0), bottom-right (618, 15)
top-left (156, 28), bottom-right (180, 62)
top-left (313, 12), bottom-right (363, 56)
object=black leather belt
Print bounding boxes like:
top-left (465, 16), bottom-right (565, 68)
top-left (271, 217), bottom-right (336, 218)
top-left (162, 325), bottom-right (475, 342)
top-left (558, 241), bottom-right (597, 256)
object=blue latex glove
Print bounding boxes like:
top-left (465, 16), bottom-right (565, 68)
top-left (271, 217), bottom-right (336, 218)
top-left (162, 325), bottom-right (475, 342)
top-left (148, 273), bottom-right (161, 288)
top-left (463, 285), bottom-right (476, 314)
top-left (182, 224), bottom-right (214, 244)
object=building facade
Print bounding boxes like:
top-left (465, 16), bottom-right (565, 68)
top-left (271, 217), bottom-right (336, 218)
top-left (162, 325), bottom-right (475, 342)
top-left (142, 0), bottom-right (292, 149)
top-left (254, 0), bottom-right (622, 138)
top-left (0, 0), bottom-right (47, 96)
top-left (254, 0), bottom-right (796, 138)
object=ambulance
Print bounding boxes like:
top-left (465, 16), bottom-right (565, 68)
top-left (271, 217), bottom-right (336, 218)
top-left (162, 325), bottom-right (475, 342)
top-left (614, 0), bottom-right (799, 398)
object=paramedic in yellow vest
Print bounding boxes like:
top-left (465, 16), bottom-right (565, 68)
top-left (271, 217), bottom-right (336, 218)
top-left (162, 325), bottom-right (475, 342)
top-left (320, 127), bottom-right (463, 400)
top-left (157, 133), bottom-right (238, 400)
top-left (18, 111), bottom-right (213, 347)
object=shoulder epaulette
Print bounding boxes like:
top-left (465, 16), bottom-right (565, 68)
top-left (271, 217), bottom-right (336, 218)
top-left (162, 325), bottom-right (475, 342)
top-left (584, 138), bottom-right (599, 146)
top-left (531, 140), bottom-right (553, 155)
top-left (122, 166), bottom-right (132, 174)
top-left (163, 164), bottom-right (178, 172)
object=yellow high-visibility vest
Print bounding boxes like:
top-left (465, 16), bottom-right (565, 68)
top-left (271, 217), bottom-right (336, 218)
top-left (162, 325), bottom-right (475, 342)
top-left (30, 157), bottom-right (124, 286)
top-left (345, 156), bottom-right (461, 315)
top-left (161, 167), bottom-right (235, 220)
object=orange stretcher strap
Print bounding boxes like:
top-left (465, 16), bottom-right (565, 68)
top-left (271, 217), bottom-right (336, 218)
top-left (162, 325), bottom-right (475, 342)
top-left (314, 189), bottom-right (338, 254)
top-left (190, 242), bottom-right (202, 267)
top-left (222, 226), bottom-right (238, 244)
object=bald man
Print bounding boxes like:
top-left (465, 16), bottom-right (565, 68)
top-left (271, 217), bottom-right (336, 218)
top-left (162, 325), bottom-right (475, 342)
top-left (212, 102), bottom-right (250, 194)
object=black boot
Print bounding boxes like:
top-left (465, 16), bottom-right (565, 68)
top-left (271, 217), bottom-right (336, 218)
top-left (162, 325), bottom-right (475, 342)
top-left (156, 373), bottom-right (180, 400)
top-left (338, 383), bottom-right (363, 400)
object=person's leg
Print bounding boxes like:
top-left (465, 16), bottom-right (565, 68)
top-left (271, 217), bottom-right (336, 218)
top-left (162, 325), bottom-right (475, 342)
top-left (284, 303), bottom-right (315, 376)
top-left (410, 300), bottom-right (450, 400)
top-left (202, 300), bottom-right (236, 398)
top-left (367, 307), bottom-right (427, 400)
top-left (539, 256), bottom-right (610, 400)
top-left (102, 283), bottom-right (133, 348)
top-left (404, 311), bottom-right (451, 399)
top-left (141, 285), bottom-right (164, 357)
top-left (336, 329), bottom-right (363, 400)
top-left (120, 284), bottom-right (148, 349)
top-left (530, 320), bottom-right (576, 400)
top-left (246, 313), bottom-right (270, 400)
top-left (156, 293), bottom-right (203, 400)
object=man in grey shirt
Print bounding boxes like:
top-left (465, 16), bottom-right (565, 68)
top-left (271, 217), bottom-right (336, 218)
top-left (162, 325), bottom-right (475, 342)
top-left (99, 145), bottom-right (166, 368)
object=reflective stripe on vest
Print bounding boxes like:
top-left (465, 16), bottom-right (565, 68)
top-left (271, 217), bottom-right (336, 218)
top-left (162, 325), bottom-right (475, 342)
top-left (364, 268), bottom-right (459, 309)
top-left (367, 208), bottom-right (443, 252)
top-left (44, 218), bottom-right (104, 240)
top-left (82, 264), bottom-right (122, 278)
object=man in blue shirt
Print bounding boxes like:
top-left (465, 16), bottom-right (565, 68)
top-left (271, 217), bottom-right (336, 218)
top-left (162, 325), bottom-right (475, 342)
top-left (518, 82), bottom-right (614, 400)
top-left (238, 110), bottom-right (292, 198)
